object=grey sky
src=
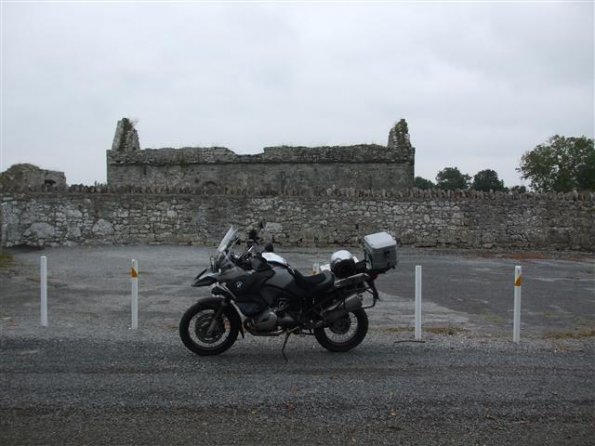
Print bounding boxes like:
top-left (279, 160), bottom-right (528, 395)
top-left (2, 1), bottom-right (593, 187)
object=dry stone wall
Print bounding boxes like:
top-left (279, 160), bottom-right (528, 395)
top-left (1, 188), bottom-right (593, 251)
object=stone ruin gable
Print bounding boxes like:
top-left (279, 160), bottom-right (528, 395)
top-left (106, 119), bottom-right (415, 191)
top-left (388, 119), bottom-right (413, 155)
top-left (111, 118), bottom-right (140, 152)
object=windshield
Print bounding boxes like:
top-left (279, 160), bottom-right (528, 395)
top-left (217, 227), bottom-right (239, 253)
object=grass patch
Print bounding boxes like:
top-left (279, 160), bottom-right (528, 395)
top-left (0, 254), bottom-right (15, 269)
top-left (383, 325), bottom-right (468, 336)
top-left (383, 327), bottom-right (412, 334)
top-left (425, 326), bottom-right (468, 336)
top-left (480, 309), bottom-right (506, 325)
top-left (508, 252), bottom-right (551, 260)
top-left (543, 328), bottom-right (595, 339)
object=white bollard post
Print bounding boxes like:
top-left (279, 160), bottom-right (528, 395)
top-left (40, 256), bottom-right (48, 327)
top-left (513, 265), bottom-right (522, 343)
top-left (131, 259), bottom-right (139, 329)
top-left (415, 265), bottom-right (422, 340)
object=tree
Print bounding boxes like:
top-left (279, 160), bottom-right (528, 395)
top-left (509, 185), bottom-right (527, 193)
top-left (517, 135), bottom-right (595, 192)
top-left (414, 176), bottom-right (435, 190)
top-left (436, 167), bottom-right (471, 190)
top-left (472, 169), bottom-right (505, 192)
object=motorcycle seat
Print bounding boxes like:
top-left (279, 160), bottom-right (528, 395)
top-left (293, 269), bottom-right (335, 294)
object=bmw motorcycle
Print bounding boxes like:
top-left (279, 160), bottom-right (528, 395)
top-left (179, 226), bottom-right (397, 357)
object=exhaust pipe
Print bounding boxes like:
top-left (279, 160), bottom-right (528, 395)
top-left (323, 294), bottom-right (363, 323)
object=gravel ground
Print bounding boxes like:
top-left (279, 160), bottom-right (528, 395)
top-left (1, 245), bottom-right (594, 445)
top-left (1, 332), bottom-right (593, 445)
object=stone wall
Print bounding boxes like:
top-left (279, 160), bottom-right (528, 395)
top-left (1, 188), bottom-right (593, 251)
top-left (106, 119), bottom-right (415, 191)
top-left (0, 164), bottom-right (66, 189)
top-left (107, 158), bottom-right (413, 191)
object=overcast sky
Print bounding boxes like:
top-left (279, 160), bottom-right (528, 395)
top-left (1, 1), bottom-right (593, 187)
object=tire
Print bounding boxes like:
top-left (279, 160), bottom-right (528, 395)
top-left (179, 299), bottom-right (240, 356)
top-left (314, 308), bottom-right (369, 352)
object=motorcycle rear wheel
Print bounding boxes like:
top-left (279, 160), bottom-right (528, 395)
top-left (179, 300), bottom-right (240, 356)
top-left (314, 308), bottom-right (368, 352)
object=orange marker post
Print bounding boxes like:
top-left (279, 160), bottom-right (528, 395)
top-left (131, 259), bottom-right (139, 329)
top-left (513, 266), bottom-right (522, 343)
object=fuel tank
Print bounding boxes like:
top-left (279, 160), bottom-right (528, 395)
top-left (260, 267), bottom-right (295, 306)
top-left (262, 266), bottom-right (320, 310)
top-left (265, 267), bottom-right (294, 288)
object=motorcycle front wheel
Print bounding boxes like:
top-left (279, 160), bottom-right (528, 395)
top-left (314, 308), bottom-right (369, 352)
top-left (179, 300), bottom-right (240, 356)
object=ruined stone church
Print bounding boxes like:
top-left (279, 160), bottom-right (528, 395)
top-left (106, 118), bottom-right (415, 191)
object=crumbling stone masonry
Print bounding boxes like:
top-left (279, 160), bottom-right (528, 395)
top-left (111, 118), bottom-right (140, 153)
top-left (106, 118), bottom-right (415, 191)
top-left (1, 120), bottom-right (593, 251)
top-left (1, 188), bottom-right (593, 251)
top-left (0, 164), bottom-right (66, 190)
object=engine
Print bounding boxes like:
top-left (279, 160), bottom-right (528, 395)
top-left (250, 299), bottom-right (296, 331)
top-left (252, 309), bottom-right (278, 330)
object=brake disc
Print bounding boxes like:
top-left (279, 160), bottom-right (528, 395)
top-left (194, 313), bottom-right (224, 343)
top-left (329, 315), bottom-right (351, 335)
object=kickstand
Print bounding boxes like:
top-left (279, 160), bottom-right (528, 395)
top-left (281, 332), bottom-right (291, 362)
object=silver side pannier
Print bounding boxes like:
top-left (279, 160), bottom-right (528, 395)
top-left (363, 231), bottom-right (397, 272)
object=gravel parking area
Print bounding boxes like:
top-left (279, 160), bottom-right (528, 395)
top-left (1, 246), bottom-right (594, 445)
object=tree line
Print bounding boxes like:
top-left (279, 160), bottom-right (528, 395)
top-left (415, 135), bottom-right (594, 192)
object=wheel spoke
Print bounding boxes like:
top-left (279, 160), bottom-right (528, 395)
top-left (325, 313), bottom-right (358, 344)
top-left (188, 309), bottom-right (231, 349)
top-left (314, 309), bottom-right (368, 352)
top-left (180, 300), bottom-right (240, 356)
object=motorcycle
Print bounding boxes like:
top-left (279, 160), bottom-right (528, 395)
top-left (179, 225), bottom-right (397, 358)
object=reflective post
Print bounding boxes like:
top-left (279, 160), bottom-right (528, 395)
top-left (513, 265), bottom-right (522, 343)
top-left (40, 256), bottom-right (48, 327)
top-left (415, 265), bottom-right (422, 340)
top-left (312, 262), bottom-right (320, 274)
top-left (131, 259), bottom-right (138, 329)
